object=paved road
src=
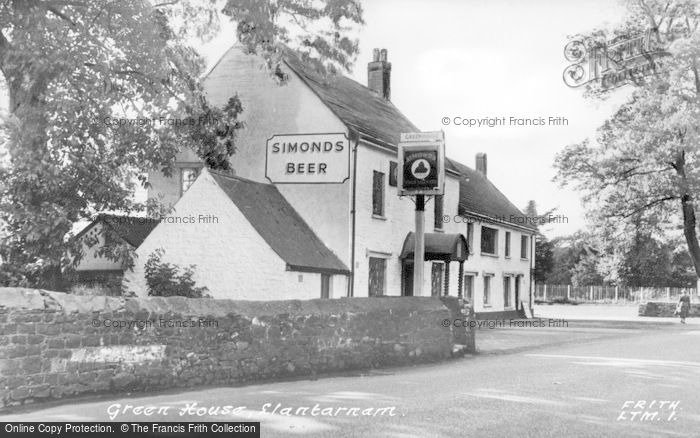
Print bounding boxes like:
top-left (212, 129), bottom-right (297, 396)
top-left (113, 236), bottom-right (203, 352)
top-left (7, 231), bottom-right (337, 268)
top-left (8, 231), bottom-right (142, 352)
top-left (2, 322), bottom-right (699, 438)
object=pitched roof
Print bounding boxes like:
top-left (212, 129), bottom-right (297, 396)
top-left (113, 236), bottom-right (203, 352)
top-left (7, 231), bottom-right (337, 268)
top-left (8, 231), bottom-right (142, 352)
top-left (447, 159), bottom-right (538, 232)
top-left (75, 214), bottom-right (159, 248)
top-left (209, 171), bottom-right (350, 275)
top-left (283, 53), bottom-right (419, 152)
top-left (207, 46), bottom-right (534, 233)
top-left (284, 53), bottom-right (535, 231)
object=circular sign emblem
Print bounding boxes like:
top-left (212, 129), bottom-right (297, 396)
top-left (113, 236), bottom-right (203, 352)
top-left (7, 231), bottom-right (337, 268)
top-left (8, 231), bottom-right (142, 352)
top-left (411, 159), bottom-right (431, 180)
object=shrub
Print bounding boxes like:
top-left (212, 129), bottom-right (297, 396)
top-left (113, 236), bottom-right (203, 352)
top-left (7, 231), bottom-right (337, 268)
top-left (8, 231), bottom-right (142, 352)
top-left (551, 296), bottom-right (579, 305)
top-left (144, 248), bottom-right (209, 298)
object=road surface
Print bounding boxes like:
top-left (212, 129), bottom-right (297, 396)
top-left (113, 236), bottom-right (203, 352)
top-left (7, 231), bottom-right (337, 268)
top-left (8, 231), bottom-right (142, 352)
top-left (2, 322), bottom-right (699, 437)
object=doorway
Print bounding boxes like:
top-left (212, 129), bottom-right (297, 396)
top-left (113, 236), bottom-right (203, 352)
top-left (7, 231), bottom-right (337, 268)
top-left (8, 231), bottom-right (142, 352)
top-left (321, 274), bottom-right (331, 299)
top-left (402, 261), bottom-right (413, 296)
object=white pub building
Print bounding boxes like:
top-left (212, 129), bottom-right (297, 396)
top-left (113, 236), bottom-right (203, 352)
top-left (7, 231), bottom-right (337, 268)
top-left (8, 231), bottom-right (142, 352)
top-left (78, 46), bottom-right (537, 318)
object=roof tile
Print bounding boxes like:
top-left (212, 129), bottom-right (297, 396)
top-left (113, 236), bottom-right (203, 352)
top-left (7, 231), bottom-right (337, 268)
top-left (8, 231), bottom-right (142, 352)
top-left (209, 171), bottom-right (350, 274)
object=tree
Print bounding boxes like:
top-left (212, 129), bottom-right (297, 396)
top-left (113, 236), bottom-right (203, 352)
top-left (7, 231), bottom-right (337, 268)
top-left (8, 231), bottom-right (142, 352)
top-left (0, 0), bottom-right (364, 289)
top-left (547, 231), bottom-right (602, 286)
top-left (554, 0), bottom-right (700, 284)
top-left (523, 200), bottom-right (555, 282)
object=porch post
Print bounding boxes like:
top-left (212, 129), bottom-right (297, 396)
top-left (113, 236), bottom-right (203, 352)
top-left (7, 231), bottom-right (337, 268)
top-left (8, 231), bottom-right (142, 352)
top-left (443, 259), bottom-right (450, 296)
top-left (457, 261), bottom-right (464, 298)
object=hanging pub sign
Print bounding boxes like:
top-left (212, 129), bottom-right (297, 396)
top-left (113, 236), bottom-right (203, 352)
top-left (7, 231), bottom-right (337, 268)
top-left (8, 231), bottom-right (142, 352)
top-left (397, 131), bottom-right (445, 196)
top-left (266, 133), bottom-right (350, 184)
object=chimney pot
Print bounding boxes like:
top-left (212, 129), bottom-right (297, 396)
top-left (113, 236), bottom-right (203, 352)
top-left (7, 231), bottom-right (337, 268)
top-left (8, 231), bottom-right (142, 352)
top-left (368, 48), bottom-right (391, 100)
top-left (476, 153), bottom-right (487, 178)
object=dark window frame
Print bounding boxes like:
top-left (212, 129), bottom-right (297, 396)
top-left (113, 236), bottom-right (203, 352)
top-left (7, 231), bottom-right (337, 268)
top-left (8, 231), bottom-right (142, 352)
top-left (389, 161), bottom-right (398, 187)
top-left (368, 257), bottom-right (386, 296)
top-left (434, 195), bottom-right (444, 230)
top-left (505, 231), bottom-right (511, 258)
top-left (483, 276), bottom-right (491, 305)
top-left (503, 276), bottom-right (511, 307)
top-left (467, 222), bottom-right (474, 254)
top-left (372, 171), bottom-right (385, 217)
top-left (481, 226), bottom-right (498, 255)
top-left (431, 262), bottom-right (444, 296)
top-left (464, 275), bottom-right (474, 301)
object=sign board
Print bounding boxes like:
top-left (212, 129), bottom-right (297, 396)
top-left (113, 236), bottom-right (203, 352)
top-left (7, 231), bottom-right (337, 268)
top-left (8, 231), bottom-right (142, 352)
top-left (266, 133), bottom-right (350, 184)
top-left (400, 132), bottom-right (444, 143)
top-left (397, 131), bottom-right (445, 196)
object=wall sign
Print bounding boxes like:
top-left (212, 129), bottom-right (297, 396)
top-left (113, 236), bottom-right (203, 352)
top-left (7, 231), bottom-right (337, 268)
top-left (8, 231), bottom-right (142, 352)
top-left (397, 131), bottom-right (445, 196)
top-left (266, 133), bottom-right (350, 184)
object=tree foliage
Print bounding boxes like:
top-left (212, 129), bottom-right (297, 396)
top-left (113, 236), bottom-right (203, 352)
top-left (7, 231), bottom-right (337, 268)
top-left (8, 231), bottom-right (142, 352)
top-left (0, 0), bottom-right (364, 289)
top-left (545, 228), bottom-right (695, 287)
top-left (546, 232), bottom-right (601, 286)
top-left (523, 200), bottom-right (555, 282)
top-left (144, 248), bottom-right (208, 298)
top-left (554, 0), bottom-right (700, 281)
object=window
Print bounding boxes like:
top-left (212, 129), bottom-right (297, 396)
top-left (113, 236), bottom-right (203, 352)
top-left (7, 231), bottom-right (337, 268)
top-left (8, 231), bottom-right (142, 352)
top-left (503, 276), bottom-right (511, 307)
top-left (372, 171), bottom-right (385, 216)
top-left (434, 195), bottom-right (444, 230)
top-left (464, 275), bottom-right (474, 301)
top-left (481, 226), bottom-right (498, 255)
top-left (467, 222), bottom-right (474, 254)
top-left (521, 235), bottom-right (529, 259)
top-left (368, 257), bottom-right (386, 296)
top-left (431, 262), bottom-right (444, 296)
top-left (505, 231), bottom-right (511, 257)
top-left (103, 228), bottom-right (118, 247)
top-left (321, 274), bottom-right (331, 299)
top-left (483, 276), bottom-right (491, 306)
top-left (389, 161), bottom-right (398, 187)
top-left (181, 167), bottom-right (200, 195)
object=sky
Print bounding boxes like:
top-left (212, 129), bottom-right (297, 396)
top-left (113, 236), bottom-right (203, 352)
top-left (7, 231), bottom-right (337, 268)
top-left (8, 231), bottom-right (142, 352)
top-left (1, 0), bottom-right (635, 238)
top-left (196, 0), bottom-right (634, 238)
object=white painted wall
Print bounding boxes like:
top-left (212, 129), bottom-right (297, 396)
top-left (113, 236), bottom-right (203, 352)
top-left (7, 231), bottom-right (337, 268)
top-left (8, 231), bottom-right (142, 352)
top-left (125, 170), bottom-right (328, 300)
top-left (351, 142), bottom-right (464, 297)
top-left (462, 220), bottom-right (535, 312)
top-left (148, 45), bottom-right (352, 271)
top-left (142, 45), bottom-right (535, 312)
top-left (74, 222), bottom-right (124, 272)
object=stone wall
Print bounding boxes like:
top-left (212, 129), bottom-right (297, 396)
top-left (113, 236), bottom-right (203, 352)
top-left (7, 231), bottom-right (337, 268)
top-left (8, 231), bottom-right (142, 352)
top-left (0, 288), bottom-right (474, 409)
top-left (638, 301), bottom-right (700, 317)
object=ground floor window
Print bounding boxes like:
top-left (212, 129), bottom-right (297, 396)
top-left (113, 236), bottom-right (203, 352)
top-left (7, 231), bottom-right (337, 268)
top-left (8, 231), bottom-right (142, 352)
top-left (503, 276), bottom-right (511, 307)
top-left (368, 257), bottom-right (386, 296)
top-left (464, 275), bottom-right (474, 302)
top-left (483, 276), bottom-right (491, 305)
top-left (431, 262), bottom-right (444, 296)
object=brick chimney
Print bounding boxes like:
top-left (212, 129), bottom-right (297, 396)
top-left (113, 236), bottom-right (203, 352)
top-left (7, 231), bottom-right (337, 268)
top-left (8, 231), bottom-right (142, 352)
top-left (475, 153), bottom-right (487, 178)
top-left (368, 48), bottom-right (391, 100)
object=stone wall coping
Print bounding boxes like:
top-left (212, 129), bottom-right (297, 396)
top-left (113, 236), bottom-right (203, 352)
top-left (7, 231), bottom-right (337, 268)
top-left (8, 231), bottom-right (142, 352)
top-left (0, 287), bottom-right (464, 317)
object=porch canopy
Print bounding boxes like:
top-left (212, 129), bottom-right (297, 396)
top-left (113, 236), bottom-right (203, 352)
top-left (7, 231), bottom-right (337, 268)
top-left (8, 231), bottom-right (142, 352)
top-left (399, 232), bottom-right (468, 262)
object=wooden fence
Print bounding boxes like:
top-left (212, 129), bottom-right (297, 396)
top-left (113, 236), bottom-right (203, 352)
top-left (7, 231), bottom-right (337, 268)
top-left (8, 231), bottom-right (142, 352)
top-left (534, 284), bottom-right (698, 304)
